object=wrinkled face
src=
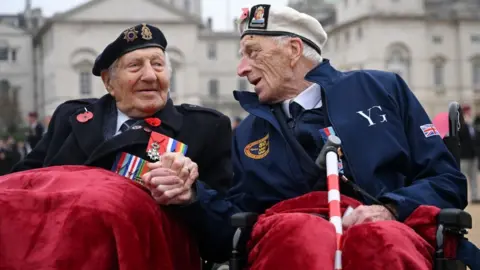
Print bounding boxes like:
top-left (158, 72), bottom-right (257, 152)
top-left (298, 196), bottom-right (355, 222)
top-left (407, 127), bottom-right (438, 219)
top-left (102, 47), bottom-right (169, 118)
top-left (237, 35), bottom-right (296, 104)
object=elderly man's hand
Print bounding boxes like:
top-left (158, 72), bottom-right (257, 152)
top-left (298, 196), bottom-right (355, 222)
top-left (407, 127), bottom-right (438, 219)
top-left (342, 205), bottom-right (397, 229)
top-left (142, 152), bottom-right (198, 205)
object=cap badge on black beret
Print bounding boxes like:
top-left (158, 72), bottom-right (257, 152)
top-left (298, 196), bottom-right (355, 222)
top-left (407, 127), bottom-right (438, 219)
top-left (123, 27), bottom-right (138, 42)
top-left (249, 5), bottom-right (270, 30)
top-left (141, 23), bottom-right (153, 40)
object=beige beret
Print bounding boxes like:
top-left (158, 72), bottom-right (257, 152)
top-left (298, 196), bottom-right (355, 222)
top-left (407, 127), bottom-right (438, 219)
top-left (238, 4), bottom-right (327, 54)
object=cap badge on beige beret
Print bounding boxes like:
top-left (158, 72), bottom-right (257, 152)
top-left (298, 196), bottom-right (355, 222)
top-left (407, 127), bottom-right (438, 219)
top-left (249, 5), bottom-right (270, 30)
top-left (123, 27), bottom-right (138, 42)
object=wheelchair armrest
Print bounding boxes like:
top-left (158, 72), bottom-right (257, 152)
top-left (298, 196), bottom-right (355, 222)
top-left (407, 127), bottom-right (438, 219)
top-left (438, 209), bottom-right (472, 229)
top-left (435, 209), bottom-right (471, 270)
top-left (231, 212), bottom-right (259, 228)
top-left (230, 213), bottom-right (259, 270)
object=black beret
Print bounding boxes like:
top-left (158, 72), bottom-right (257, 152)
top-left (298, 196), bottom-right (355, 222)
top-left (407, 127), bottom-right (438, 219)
top-left (92, 23), bottom-right (168, 76)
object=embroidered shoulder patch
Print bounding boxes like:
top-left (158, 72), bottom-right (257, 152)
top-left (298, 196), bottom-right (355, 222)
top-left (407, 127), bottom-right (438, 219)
top-left (420, 124), bottom-right (440, 138)
top-left (244, 134), bottom-right (269, 159)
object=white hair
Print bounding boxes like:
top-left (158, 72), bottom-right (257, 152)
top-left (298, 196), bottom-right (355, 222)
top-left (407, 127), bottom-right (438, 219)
top-left (107, 50), bottom-right (172, 79)
top-left (270, 36), bottom-right (323, 63)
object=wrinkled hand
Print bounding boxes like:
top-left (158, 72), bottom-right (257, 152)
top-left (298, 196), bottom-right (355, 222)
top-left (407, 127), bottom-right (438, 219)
top-left (342, 205), bottom-right (396, 229)
top-left (142, 152), bottom-right (198, 205)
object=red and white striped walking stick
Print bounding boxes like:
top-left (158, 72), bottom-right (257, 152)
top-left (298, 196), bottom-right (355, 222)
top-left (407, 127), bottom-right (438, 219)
top-left (316, 135), bottom-right (343, 270)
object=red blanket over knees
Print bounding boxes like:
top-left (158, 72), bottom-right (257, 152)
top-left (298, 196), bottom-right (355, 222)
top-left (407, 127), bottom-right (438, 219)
top-left (0, 165), bottom-right (200, 270)
top-left (247, 191), bottom-right (457, 270)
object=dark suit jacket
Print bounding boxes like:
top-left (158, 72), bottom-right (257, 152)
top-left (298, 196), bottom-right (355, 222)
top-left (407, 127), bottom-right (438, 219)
top-left (459, 123), bottom-right (476, 159)
top-left (12, 94), bottom-right (233, 192)
top-left (27, 122), bottom-right (44, 149)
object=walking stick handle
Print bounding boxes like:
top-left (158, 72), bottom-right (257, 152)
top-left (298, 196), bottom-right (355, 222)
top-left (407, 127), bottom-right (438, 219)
top-left (315, 135), bottom-right (342, 170)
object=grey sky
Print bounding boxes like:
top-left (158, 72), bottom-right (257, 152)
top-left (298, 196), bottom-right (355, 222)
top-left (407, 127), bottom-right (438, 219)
top-left (0, 0), bottom-right (288, 30)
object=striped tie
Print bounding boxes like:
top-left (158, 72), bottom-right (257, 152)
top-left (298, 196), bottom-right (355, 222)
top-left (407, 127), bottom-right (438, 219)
top-left (119, 119), bottom-right (137, 133)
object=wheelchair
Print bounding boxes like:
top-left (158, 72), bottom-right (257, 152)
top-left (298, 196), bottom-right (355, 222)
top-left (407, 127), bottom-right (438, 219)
top-left (208, 102), bottom-right (472, 270)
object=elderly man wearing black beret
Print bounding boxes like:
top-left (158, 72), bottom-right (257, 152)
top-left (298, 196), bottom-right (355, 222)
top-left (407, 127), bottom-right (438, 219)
top-left (1, 24), bottom-right (232, 269)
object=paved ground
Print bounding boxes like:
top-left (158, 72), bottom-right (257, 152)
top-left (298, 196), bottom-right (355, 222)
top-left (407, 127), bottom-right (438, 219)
top-left (466, 204), bottom-right (480, 246)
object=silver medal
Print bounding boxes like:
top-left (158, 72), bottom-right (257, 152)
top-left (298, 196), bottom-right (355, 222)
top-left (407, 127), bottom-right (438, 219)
top-left (147, 142), bottom-right (160, 161)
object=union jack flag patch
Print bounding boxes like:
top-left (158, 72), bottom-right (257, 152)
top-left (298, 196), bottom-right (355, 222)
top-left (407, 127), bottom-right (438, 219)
top-left (420, 124), bottom-right (440, 138)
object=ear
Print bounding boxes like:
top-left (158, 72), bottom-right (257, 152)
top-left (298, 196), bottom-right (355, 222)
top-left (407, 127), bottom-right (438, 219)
top-left (101, 71), bottom-right (115, 96)
top-left (289, 37), bottom-right (304, 68)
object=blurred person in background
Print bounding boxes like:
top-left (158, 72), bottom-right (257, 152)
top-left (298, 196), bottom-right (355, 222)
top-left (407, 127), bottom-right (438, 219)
top-left (26, 112), bottom-right (44, 150)
top-left (0, 138), bottom-right (8, 175)
top-left (43, 115), bottom-right (52, 134)
top-left (232, 116), bottom-right (242, 129)
top-left (0, 136), bottom-right (19, 175)
top-left (16, 140), bottom-right (28, 160)
top-left (459, 105), bottom-right (479, 203)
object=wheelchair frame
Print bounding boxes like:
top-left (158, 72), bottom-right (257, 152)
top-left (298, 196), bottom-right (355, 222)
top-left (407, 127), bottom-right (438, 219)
top-left (223, 102), bottom-right (473, 270)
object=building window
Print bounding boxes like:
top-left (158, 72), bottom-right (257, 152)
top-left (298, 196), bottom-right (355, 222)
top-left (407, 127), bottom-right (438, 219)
top-left (357, 27), bottom-right (363, 40)
top-left (432, 57), bottom-right (446, 88)
top-left (471, 34), bottom-right (480, 44)
top-left (184, 0), bottom-right (191, 12)
top-left (0, 47), bottom-right (8, 61)
top-left (473, 57), bottom-right (480, 89)
top-left (207, 42), bottom-right (217, 60)
top-left (0, 80), bottom-right (10, 103)
top-left (11, 49), bottom-right (17, 62)
top-left (237, 78), bottom-right (248, 90)
top-left (208, 79), bottom-right (219, 98)
top-left (32, 18), bottom-right (39, 29)
top-left (432, 36), bottom-right (443, 44)
top-left (344, 31), bottom-right (350, 44)
top-left (79, 71), bottom-right (92, 95)
top-left (385, 43), bottom-right (411, 82)
top-left (0, 80), bottom-right (10, 93)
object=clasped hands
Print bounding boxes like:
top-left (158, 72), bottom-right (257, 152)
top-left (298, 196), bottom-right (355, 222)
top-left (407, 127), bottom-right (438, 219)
top-left (139, 152), bottom-right (398, 225)
top-left (342, 205), bottom-right (397, 229)
top-left (141, 152), bottom-right (198, 205)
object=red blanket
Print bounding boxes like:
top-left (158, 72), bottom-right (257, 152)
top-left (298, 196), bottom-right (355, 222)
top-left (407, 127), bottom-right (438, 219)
top-left (247, 192), bottom-right (457, 270)
top-left (0, 165), bottom-right (200, 270)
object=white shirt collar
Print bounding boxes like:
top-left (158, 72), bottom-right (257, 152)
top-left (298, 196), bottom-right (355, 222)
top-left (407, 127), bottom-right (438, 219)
top-left (282, 83), bottom-right (322, 118)
top-left (115, 109), bottom-right (131, 135)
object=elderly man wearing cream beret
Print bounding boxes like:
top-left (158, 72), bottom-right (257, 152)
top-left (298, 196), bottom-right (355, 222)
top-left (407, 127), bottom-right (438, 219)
top-left (174, 4), bottom-right (471, 270)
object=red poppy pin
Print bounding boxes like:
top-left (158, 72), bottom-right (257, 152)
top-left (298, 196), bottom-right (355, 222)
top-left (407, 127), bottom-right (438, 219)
top-left (145, 117), bottom-right (161, 127)
top-left (76, 109), bottom-right (93, 123)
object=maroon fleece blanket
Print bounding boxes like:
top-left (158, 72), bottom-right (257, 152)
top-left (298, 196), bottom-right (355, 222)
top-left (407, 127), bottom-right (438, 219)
top-left (247, 192), bottom-right (458, 270)
top-left (0, 165), bottom-right (201, 270)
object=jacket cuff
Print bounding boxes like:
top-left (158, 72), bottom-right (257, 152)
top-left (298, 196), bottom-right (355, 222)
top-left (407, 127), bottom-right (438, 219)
top-left (379, 192), bottom-right (418, 222)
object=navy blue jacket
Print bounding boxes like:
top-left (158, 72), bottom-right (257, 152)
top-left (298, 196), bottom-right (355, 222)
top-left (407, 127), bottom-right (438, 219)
top-left (177, 60), bottom-right (468, 262)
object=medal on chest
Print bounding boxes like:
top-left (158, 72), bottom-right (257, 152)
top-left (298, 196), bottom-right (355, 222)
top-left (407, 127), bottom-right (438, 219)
top-left (146, 131), bottom-right (189, 161)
